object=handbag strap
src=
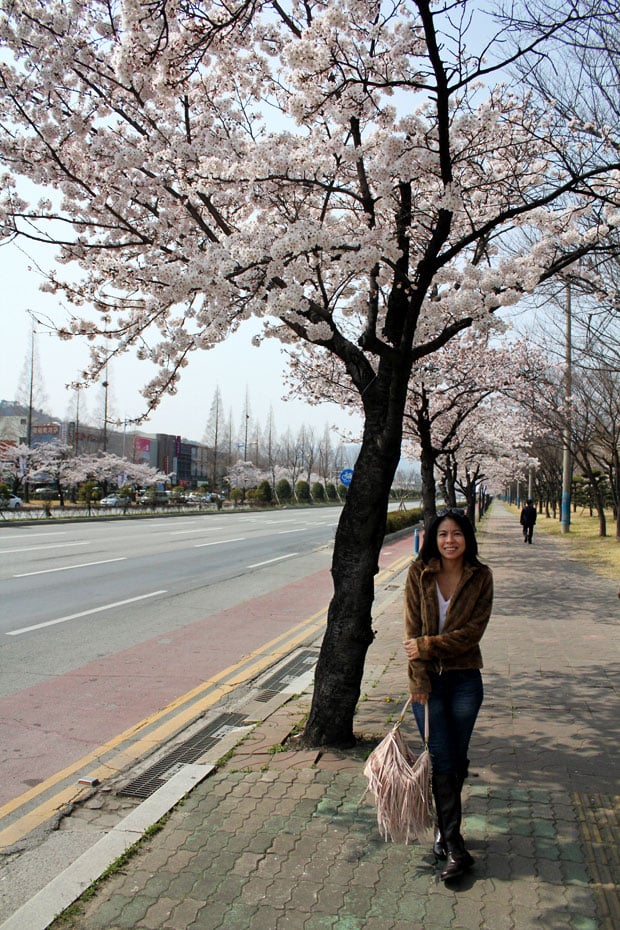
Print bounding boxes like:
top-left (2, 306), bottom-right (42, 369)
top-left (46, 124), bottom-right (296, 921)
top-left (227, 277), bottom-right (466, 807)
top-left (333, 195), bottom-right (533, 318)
top-left (396, 696), bottom-right (412, 725)
top-left (397, 696), bottom-right (430, 746)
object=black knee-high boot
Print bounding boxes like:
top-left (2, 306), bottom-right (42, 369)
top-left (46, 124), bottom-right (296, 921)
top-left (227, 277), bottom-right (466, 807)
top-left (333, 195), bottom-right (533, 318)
top-left (432, 773), bottom-right (474, 881)
top-left (432, 760), bottom-right (471, 862)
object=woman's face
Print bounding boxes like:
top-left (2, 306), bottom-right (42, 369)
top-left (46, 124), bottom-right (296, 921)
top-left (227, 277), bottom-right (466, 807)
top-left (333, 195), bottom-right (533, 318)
top-left (436, 517), bottom-right (466, 564)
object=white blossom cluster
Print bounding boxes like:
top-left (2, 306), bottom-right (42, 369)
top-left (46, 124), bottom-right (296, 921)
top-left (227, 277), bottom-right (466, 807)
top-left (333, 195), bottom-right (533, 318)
top-left (4, 441), bottom-right (168, 487)
top-left (0, 0), bottom-right (618, 412)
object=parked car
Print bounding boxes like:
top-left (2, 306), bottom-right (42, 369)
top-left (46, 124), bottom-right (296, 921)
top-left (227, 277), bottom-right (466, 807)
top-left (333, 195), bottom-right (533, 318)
top-left (137, 490), bottom-right (169, 506)
top-left (0, 494), bottom-right (22, 510)
top-left (32, 487), bottom-right (56, 500)
top-left (99, 494), bottom-right (126, 508)
top-left (187, 492), bottom-right (207, 503)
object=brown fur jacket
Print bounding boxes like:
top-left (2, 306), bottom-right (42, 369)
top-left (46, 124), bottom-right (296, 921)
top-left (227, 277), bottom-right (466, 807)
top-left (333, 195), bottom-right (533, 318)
top-left (404, 558), bottom-right (493, 695)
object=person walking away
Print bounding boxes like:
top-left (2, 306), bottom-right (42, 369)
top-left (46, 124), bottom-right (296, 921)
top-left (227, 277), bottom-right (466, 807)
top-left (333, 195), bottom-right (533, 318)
top-left (403, 508), bottom-right (493, 881)
top-left (519, 499), bottom-right (537, 544)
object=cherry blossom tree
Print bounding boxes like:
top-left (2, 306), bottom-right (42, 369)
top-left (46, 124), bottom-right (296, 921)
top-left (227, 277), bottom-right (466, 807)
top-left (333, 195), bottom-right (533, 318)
top-left (437, 400), bottom-right (535, 516)
top-left (78, 450), bottom-right (168, 490)
top-left (25, 441), bottom-right (75, 505)
top-left (400, 332), bottom-right (546, 520)
top-left (225, 459), bottom-right (264, 497)
top-left (1, 1), bottom-right (619, 745)
top-left (2, 440), bottom-right (166, 501)
top-left (1, 442), bottom-right (32, 496)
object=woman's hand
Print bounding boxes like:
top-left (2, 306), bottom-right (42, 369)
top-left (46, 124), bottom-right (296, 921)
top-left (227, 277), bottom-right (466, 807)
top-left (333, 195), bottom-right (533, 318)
top-left (403, 638), bottom-right (420, 660)
top-left (411, 692), bottom-right (428, 705)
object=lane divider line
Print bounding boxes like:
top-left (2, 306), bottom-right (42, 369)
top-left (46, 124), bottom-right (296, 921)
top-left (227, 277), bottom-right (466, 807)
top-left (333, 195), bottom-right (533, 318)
top-left (0, 605), bottom-right (330, 850)
top-left (0, 541), bottom-right (90, 555)
top-left (6, 591), bottom-right (167, 637)
top-left (14, 557), bottom-right (127, 578)
top-left (194, 536), bottom-right (246, 548)
top-left (248, 553), bottom-right (299, 568)
top-left (0, 531), bottom-right (69, 541)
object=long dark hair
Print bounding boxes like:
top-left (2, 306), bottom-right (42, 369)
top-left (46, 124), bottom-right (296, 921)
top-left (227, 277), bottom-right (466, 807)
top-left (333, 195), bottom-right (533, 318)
top-left (419, 509), bottom-right (483, 567)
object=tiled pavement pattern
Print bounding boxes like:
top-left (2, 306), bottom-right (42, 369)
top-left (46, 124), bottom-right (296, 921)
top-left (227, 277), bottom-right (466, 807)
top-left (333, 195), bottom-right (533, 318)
top-left (49, 503), bottom-right (619, 930)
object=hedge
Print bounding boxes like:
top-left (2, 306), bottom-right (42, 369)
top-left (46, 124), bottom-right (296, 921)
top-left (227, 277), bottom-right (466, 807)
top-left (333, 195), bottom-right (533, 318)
top-left (385, 507), bottom-right (423, 535)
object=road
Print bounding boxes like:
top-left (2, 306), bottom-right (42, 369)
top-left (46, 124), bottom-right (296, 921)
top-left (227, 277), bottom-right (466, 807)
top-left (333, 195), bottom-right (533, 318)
top-left (0, 507), bottom-right (415, 859)
top-left (0, 508), bottom-right (341, 682)
top-left (0, 508), bottom-right (342, 633)
top-left (0, 508), bottom-right (350, 834)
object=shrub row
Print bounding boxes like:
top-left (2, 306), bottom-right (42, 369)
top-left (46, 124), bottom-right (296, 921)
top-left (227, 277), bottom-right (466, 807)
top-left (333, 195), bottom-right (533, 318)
top-left (385, 507), bottom-right (423, 535)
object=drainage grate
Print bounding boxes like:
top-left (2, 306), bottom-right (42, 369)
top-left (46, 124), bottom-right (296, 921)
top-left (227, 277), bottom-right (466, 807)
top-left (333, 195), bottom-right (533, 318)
top-left (118, 711), bottom-right (248, 799)
top-left (253, 689), bottom-right (281, 704)
top-left (254, 649), bottom-right (317, 702)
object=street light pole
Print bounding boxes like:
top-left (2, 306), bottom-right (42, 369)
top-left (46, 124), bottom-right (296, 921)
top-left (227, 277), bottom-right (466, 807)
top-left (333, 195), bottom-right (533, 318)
top-left (561, 282), bottom-right (572, 533)
top-left (102, 377), bottom-right (109, 452)
top-left (26, 316), bottom-right (35, 448)
top-left (74, 386), bottom-right (80, 455)
top-left (101, 315), bottom-right (110, 453)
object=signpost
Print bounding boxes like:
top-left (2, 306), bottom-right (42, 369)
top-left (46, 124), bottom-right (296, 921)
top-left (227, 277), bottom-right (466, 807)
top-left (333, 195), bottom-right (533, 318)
top-left (339, 468), bottom-right (354, 487)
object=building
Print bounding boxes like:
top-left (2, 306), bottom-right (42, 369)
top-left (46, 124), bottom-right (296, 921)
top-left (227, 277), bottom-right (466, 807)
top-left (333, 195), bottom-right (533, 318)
top-left (0, 400), bottom-right (213, 490)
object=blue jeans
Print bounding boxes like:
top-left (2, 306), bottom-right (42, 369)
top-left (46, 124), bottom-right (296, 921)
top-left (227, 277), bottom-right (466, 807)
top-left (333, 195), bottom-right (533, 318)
top-left (412, 670), bottom-right (483, 776)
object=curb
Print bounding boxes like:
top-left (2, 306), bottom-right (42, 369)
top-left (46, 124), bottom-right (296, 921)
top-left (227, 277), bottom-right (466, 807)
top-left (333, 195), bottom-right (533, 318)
top-left (0, 765), bottom-right (213, 930)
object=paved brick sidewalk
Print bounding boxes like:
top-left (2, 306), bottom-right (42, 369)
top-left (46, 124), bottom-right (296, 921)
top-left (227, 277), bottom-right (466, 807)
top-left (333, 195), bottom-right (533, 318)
top-left (48, 503), bottom-right (619, 930)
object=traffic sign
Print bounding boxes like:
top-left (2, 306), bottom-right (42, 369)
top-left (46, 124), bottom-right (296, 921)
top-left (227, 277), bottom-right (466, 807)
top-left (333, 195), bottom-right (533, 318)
top-left (339, 468), bottom-right (354, 486)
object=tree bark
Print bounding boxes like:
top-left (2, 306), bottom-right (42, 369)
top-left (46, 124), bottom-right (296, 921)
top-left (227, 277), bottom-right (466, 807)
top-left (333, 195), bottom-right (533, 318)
top-left (303, 367), bottom-right (409, 747)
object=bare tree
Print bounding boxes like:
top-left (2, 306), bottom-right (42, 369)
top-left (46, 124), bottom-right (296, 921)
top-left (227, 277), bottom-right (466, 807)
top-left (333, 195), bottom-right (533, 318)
top-left (202, 386), bottom-right (224, 489)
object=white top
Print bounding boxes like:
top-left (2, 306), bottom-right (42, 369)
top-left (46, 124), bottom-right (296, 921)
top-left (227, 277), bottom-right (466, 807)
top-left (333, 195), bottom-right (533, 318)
top-left (436, 582), bottom-right (450, 633)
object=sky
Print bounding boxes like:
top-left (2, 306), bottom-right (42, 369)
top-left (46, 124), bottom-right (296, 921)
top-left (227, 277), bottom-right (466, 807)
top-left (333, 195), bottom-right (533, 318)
top-left (0, 236), bottom-right (364, 446)
top-left (0, 3), bottom-right (506, 458)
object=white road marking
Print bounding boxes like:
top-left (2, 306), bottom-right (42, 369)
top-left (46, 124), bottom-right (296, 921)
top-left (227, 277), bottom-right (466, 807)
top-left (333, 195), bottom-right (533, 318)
top-left (169, 526), bottom-right (225, 535)
top-left (194, 537), bottom-right (246, 548)
top-left (0, 532), bottom-right (68, 541)
top-left (248, 553), bottom-right (298, 568)
top-left (14, 558), bottom-right (127, 578)
top-left (0, 542), bottom-right (90, 555)
top-left (6, 591), bottom-right (168, 636)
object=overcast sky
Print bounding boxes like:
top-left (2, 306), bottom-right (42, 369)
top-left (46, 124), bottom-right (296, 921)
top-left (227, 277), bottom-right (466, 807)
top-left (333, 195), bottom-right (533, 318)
top-left (0, 236), bottom-right (363, 445)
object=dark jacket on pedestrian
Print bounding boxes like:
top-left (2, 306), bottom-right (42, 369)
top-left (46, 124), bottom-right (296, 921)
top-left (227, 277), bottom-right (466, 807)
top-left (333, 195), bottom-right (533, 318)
top-left (520, 504), bottom-right (537, 528)
top-left (404, 559), bottom-right (494, 696)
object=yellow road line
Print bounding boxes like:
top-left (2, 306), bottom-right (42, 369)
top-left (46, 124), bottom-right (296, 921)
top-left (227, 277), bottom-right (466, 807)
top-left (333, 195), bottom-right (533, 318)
top-left (0, 608), bottom-right (327, 851)
top-left (0, 548), bottom-right (412, 850)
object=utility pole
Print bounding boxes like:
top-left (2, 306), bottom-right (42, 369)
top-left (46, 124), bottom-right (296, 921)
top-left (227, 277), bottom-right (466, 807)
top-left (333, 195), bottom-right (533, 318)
top-left (74, 387), bottom-right (80, 456)
top-left (101, 315), bottom-right (110, 453)
top-left (561, 282), bottom-right (572, 533)
top-left (102, 376), bottom-right (109, 452)
top-left (26, 315), bottom-right (35, 448)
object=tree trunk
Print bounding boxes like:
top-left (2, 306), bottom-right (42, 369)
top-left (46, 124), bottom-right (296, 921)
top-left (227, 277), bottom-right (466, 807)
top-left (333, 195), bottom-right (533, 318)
top-left (593, 486), bottom-right (607, 537)
top-left (463, 479), bottom-right (477, 526)
top-left (303, 376), bottom-right (407, 747)
top-left (416, 392), bottom-right (438, 525)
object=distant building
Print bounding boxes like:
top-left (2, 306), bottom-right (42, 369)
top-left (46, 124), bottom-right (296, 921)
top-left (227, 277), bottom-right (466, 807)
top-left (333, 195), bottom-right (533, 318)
top-left (0, 401), bottom-right (62, 445)
top-left (0, 400), bottom-right (212, 489)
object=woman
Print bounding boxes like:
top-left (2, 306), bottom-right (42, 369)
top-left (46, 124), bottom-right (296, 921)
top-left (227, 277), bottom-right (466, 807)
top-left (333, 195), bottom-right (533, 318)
top-left (403, 508), bottom-right (493, 881)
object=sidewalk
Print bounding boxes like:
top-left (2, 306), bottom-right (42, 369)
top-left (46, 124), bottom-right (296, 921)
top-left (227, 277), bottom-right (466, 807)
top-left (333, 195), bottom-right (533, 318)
top-left (35, 503), bottom-right (620, 928)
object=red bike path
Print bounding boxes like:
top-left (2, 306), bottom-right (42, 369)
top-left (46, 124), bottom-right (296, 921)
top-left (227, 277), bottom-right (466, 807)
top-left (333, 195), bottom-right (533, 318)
top-left (0, 535), bottom-right (413, 811)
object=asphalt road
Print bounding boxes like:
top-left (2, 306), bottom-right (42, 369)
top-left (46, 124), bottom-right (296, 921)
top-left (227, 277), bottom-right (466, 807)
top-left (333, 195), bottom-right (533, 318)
top-left (0, 507), bottom-right (350, 835)
top-left (0, 508), bottom-right (341, 691)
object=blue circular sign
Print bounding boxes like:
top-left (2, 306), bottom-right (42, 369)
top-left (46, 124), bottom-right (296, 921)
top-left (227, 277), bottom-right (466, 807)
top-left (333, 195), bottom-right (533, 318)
top-left (339, 468), bottom-right (354, 486)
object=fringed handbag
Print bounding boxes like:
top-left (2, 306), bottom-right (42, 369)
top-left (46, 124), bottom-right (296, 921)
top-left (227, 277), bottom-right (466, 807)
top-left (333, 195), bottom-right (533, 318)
top-left (361, 697), bottom-right (433, 844)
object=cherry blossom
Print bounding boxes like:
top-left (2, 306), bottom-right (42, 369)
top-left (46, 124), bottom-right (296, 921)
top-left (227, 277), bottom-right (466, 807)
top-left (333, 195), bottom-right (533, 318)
top-left (1, 0), bottom-right (618, 744)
